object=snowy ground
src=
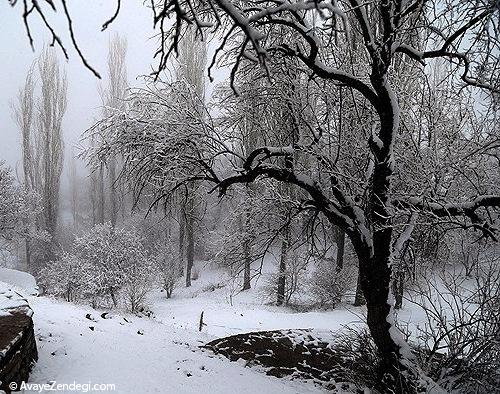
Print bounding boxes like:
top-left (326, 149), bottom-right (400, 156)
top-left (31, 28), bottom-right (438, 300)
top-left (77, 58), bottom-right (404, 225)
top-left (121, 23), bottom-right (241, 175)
top-left (0, 264), bottom-right (365, 394)
top-left (0, 262), bottom-right (427, 393)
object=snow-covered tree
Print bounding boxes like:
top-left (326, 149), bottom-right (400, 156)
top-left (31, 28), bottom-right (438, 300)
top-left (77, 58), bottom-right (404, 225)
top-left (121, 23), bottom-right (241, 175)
top-left (13, 47), bottom-right (67, 268)
top-left (73, 223), bottom-right (154, 311)
top-left (0, 162), bottom-right (39, 243)
top-left (39, 252), bottom-right (91, 302)
top-left (23, 0), bottom-right (500, 390)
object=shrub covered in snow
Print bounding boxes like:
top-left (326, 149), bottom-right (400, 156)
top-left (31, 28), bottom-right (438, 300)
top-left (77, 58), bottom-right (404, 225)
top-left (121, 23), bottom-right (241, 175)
top-left (39, 252), bottom-right (91, 302)
top-left (41, 223), bottom-right (158, 312)
top-left (153, 243), bottom-right (181, 299)
top-left (121, 256), bottom-right (157, 313)
top-left (309, 261), bottom-right (356, 309)
top-left (75, 223), bottom-right (147, 306)
top-left (410, 262), bottom-right (500, 393)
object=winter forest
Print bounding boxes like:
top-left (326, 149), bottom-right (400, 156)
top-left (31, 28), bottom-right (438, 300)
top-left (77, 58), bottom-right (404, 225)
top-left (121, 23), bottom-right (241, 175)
top-left (0, 1), bottom-right (499, 393)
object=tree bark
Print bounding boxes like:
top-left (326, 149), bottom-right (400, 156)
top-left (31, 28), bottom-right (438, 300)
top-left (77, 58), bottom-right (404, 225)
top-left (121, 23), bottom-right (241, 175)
top-left (353, 269), bottom-right (365, 306)
top-left (109, 157), bottom-right (118, 227)
top-left (393, 268), bottom-right (404, 310)
top-left (335, 227), bottom-right (345, 271)
top-left (185, 194), bottom-right (195, 288)
top-left (25, 239), bottom-right (31, 272)
top-left (242, 239), bottom-right (251, 291)
top-left (277, 223), bottom-right (290, 306)
top-left (178, 206), bottom-right (185, 277)
top-left (242, 187), bottom-right (252, 291)
top-left (98, 164), bottom-right (105, 224)
top-left (353, 240), bottom-right (411, 392)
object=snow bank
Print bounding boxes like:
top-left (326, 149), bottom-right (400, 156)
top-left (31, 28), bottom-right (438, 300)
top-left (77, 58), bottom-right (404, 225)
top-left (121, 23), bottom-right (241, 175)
top-left (0, 268), bottom-right (38, 296)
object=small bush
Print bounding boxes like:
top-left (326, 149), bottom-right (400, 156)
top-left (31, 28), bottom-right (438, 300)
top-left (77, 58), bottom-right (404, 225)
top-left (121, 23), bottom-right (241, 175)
top-left (309, 261), bottom-right (356, 308)
top-left (154, 245), bottom-right (180, 298)
top-left (409, 262), bottom-right (500, 393)
top-left (39, 252), bottom-right (90, 302)
top-left (41, 223), bottom-right (158, 313)
top-left (122, 257), bottom-right (157, 313)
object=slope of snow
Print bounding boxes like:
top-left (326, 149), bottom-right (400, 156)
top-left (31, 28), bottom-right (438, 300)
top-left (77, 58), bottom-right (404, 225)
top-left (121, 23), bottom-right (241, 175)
top-left (149, 260), bottom-right (365, 338)
top-left (1, 268), bottom-right (328, 393)
top-left (0, 261), bottom-right (438, 393)
top-left (28, 296), bottom-right (324, 394)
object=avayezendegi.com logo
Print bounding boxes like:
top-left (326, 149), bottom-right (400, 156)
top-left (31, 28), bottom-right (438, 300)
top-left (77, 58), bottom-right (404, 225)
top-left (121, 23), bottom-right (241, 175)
top-left (6, 380), bottom-right (116, 392)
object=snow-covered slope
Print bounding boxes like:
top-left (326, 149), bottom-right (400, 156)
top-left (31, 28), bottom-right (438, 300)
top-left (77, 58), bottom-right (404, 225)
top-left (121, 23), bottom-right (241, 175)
top-left (28, 296), bottom-right (325, 394)
top-left (1, 268), bottom-right (328, 393)
top-left (1, 260), bottom-right (444, 393)
top-left (149, 260), bottom-right (365, 339)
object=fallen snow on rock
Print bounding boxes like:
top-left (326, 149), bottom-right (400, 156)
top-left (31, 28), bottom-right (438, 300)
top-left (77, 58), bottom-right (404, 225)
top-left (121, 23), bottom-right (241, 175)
top-left (0, 281), bottom-right (33, 317)
top-left (0, 268), bottom-right (38, 296)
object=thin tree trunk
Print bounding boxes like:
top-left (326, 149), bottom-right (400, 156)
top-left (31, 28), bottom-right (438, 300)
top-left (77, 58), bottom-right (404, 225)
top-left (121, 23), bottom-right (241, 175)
top-left (277, 223), bottom-right (290, 306)
top-left (185, 196), bottom-right (195, 288)
top-left (109, 157), bottom-right (117, 227)
top-left (98, 165), bottom-right (105, 224)
top-left (242, 239), bottom-right (251, 291)
top-left (185, 215), bottom-right (194, 287)
top-left (335, 227), bottom-right (345, 271)
top-left (242, 187), bottom-right (252, 291)
top-left (25, 239), bottom-right (31, 272)
top-left (393, 267), bottom-right (404, 310)
top-left (110, 289), bottom-right (118, 307)
top-left (178, 205), bottom-right (185, 277)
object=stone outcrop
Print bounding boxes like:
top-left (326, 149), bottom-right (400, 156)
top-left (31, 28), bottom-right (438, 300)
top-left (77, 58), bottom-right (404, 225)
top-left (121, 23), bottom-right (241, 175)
top-left (0, 287), bottom-right (38, 393)
top-left (204, 329), bottom-right (340, 382)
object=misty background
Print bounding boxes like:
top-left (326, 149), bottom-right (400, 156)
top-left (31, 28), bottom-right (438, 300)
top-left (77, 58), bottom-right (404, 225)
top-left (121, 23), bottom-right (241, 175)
top-left (0, 2), bottom-right (228, 229)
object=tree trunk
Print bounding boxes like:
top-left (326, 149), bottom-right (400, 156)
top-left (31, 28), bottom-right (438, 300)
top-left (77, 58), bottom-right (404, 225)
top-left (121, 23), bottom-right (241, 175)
top-left (109, 157), bottom-right (118, 227)
top-left (178, 207), bottom-right (185, 277)
top-left (393, 267), bottom-right (404, 310)
top-left (98, 165), bottom-right (105, 224)
top-left (352, 166), bottom-right (416, 392)
top-left (242, 239), bottom-right (251, 291)
top-left (110, 289), bottom-right (118, 307)
top-left (277, 224), bottom-right (290, 306)
top-left (354, 242), bottom-right (412, 392)
top-left (335, 227), bottom-right (345, 271)
top-left (242, 187), bottom-right (252, 291)
top-left (25, 238), bottom-right (31, 272)
top-left (353, 269), bottom-right (365, 306)
top-left (185, 197), bottom-right (195, 288)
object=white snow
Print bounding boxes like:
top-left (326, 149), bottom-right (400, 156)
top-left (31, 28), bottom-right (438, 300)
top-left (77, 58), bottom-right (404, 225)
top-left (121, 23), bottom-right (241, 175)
top-left (0, 267), bottom-right (38, 296)
top-left (149, 266), bottom-right (364, 338)
top-left (1, 265), bottom-right (363, 393)
top-left (27, 295), bottom-right (324, 394)
top-left (0, 279), bottom-right (33, 317)
top-left (0, 261), bottom-right (450, 393)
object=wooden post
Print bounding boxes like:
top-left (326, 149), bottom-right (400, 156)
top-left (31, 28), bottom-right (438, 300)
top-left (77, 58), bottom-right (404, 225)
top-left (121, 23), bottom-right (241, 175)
top-left (199, 311), bottom-right (205, 332)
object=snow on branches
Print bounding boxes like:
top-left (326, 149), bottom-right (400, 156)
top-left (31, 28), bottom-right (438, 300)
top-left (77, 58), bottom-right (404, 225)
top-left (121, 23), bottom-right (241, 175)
top-left (40, 223), bottom-right (157, 312)
top-left (0, 161), bottom-right (40, 243)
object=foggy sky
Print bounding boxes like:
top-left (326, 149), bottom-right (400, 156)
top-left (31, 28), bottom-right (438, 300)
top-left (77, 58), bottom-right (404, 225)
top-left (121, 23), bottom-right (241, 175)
top-left (0, 1), bottom-right (157, 172)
